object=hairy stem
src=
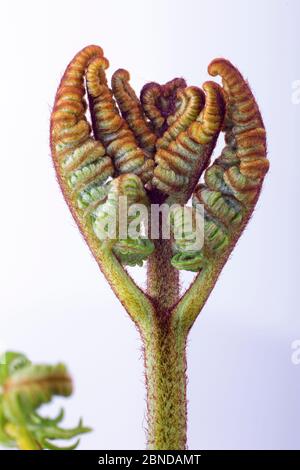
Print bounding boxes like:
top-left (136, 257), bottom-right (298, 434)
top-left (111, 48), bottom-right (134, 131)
top-left (143, 322), bottom-right (187, 450)
top-left (147, 238), bottom-right (180, 313)
top-left (172, 259), bottom-right (225, 334)
top-left (145, 238), bottom-right (187, 449)
top-left (97, 243), bottom-right (155, 328)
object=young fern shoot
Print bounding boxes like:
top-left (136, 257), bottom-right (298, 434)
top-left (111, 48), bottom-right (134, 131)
top-left (50, 45), bottom-right (269, 450)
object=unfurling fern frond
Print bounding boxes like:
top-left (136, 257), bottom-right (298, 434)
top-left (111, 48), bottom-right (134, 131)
top-left (169, 205), bottom-right (205, 272)
top-left (50, 46), bottom-right (155, 271)
top-left (51, 45), bottom-right (115, 218)
top-left (50, 46), bottom-right (270, 450)
top-left (152, 82), bottom-right (225, 200)
top-left (86, 58), bottom-right (154, 183)
top-left (140, 78), bottom-right (187, 136)
top-left (169, 59), bottom-right (269, 272)
top-left (93, 173), bottom-right (154, 266)
top-left (111, 69), bottom-right (157, 155)
top-left (0, 352), bottom-right (90, 450)
top-left (156, 86), bottom-right (205, 150)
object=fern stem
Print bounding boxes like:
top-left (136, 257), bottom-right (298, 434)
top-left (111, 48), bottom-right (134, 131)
top-left (143, 322), bottom-right (187, 450)
top-left (147, 238), bottom-right (180, 313)
top-left (145, 239), bottom-right (187, 450)
top-left (5, 424), bottom-right (42, 450)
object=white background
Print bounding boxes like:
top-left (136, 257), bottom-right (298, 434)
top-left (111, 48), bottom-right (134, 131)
top-left (0, 0), bottom-right (299, 449)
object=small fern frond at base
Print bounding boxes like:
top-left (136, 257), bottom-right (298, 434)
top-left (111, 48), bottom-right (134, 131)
top-left (0, 352), bottom-right (91, 450)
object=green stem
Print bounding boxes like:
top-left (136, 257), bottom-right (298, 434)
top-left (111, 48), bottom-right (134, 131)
top-left (91, 240), bottom-right (155, 329)
top-left (143, 323), bottom-right (187, 450)
top-left (144, 241), bottom-right (227, 449)
top-left (145, 239), bottom-right (187, 450)
top-left (5, 424), bottom-right (41, 450)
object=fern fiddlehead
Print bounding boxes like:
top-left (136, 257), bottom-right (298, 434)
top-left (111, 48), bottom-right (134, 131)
top-left (111, 69), bottom-right (157, 154)
top-left (86, 57), bottom-right (154, 183)
top-left (167, 60), bottom-right (268, 274)
top-left (156, 86), bottom-right (205, 150)
top-left (169, 205), bottom-right (206, 272)
top-left (51, 46), bottom-right (114, 218)
top-left (0, 352), bottom-right (90, 450)
top-left (50, 46), bottom-right (269, 450)
top-left (140, 78), bottom-right (187, 136)
top-left (152, 82), bottom-right (225, 200)
top-left (93, 173), bottom-right (154, 266)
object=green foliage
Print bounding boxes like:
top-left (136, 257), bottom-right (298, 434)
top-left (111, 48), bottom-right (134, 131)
top-left (0, 352), bottom-right (91, 450)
